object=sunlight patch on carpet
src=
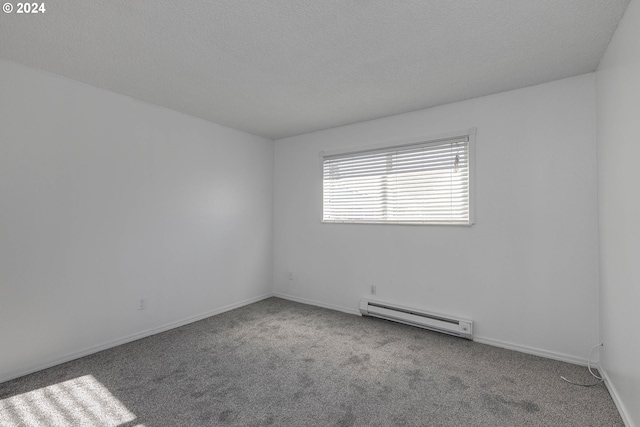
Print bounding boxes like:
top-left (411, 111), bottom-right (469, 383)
top-left (0, 374), bottom-right (141, 427)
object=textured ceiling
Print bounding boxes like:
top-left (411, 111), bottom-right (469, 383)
top-left (0, 1), bottom-right (629, 140)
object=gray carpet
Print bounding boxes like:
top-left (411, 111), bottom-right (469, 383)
top-left (0, 297), bottom-right (623, 426)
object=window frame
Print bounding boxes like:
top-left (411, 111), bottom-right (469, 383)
top-left (320, 128), bottom-right (476, 226)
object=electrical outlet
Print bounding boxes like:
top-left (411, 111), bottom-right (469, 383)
top-left (288, 271), bottom-right (294, 281)
top-left (370, 285), bottom-right (376, 295)
top-left (138, 298), bottom-right (146, 311)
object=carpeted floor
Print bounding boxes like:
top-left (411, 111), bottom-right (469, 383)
top-left (0, 297), bottom-right (623, 426)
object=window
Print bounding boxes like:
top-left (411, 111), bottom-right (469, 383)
top-left (322, 130), bottom-right (475, 225)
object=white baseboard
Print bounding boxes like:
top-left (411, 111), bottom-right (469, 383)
top-left (273, 292), bottom-right (360, 316)
top-left (273, 294), bottom-right (593, 367)
top-left (7, 292), bottom-right (630, 427)
top-left (471, 336), bottom-right (590, 366)
top-left (0, 293), bottom-right (273, 384)
top-left (599, 367), bottom-right (634, 427)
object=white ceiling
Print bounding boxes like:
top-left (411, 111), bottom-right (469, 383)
top-left (0, 1), bottom-right (629, 140)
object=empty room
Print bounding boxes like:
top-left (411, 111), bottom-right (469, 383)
top-left (1, 1), bottom-right (639, 426)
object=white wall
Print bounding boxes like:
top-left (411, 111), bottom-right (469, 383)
top-left (597, 0), bottom-right (640, 424)
top-left (274, 74), bottom-right (599, 363)
top-left (0, 60), bottom-right (274, 381)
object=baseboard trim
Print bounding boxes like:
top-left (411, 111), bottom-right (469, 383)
top-left (0, 293), bottom-right (273, 384)
top-left (599, 367), bottom-right (634, 427)
top-left (273, 294), bottom-right (592, 367)
top-left (273, 292), bottom-right (360, 316)
top-left (473, 336), bottom-right (589, 366)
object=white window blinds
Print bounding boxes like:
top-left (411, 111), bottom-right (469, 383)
top-left (322, 134), bottom-right (472, 224)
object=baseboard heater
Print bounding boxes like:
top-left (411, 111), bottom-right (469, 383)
top-left (359, 299), bottom-right (473, 340)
